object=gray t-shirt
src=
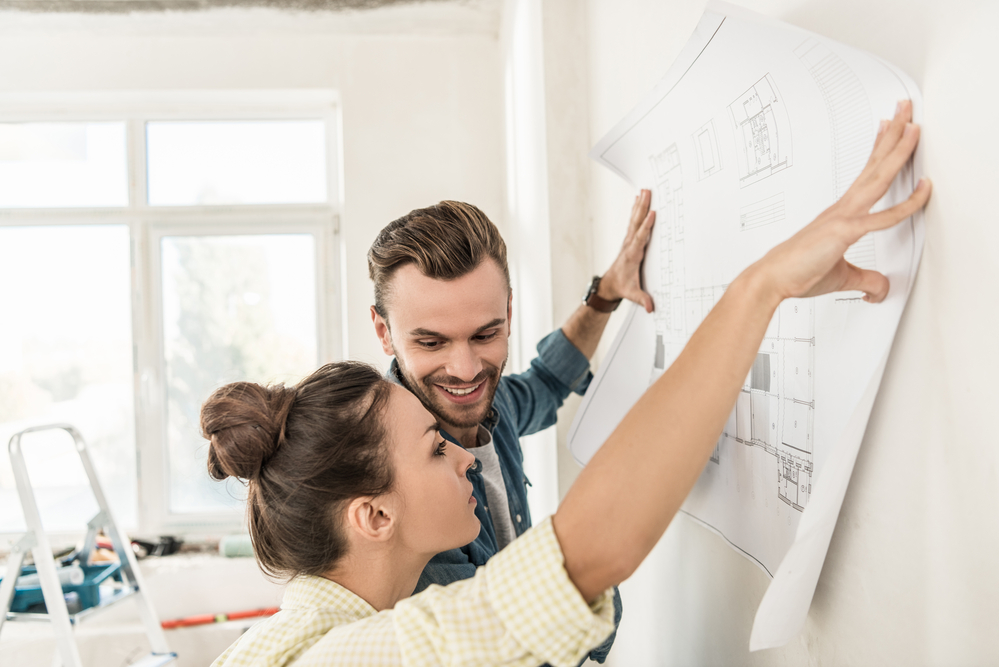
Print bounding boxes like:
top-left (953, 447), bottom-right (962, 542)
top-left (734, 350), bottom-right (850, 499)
top-left (473, 426), bottom-right (516, 551)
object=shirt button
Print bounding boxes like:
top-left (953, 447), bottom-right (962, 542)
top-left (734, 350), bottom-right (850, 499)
top-left (515, 514), bottom-right (522, 523)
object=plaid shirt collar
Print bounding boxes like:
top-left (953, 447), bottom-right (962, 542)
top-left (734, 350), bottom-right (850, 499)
top-left (283, 574), bottom-right (377, 621)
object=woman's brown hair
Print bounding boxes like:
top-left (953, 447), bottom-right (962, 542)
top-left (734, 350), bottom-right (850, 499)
top-left (201, 361), bottom-right (392, 579)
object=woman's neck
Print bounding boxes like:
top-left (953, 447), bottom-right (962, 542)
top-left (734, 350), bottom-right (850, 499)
top-left (324, 547), bottom-right (429, 612)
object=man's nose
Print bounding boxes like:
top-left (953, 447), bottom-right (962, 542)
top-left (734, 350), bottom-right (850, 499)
top-left (445, 343), bottom-right (482, 382)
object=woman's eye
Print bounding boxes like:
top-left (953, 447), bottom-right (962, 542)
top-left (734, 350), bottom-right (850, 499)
top-left (434, 440), bottom-right (447, 457)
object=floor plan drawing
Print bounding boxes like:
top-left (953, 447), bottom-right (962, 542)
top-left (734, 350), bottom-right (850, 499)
top-left (649, 143), bottom-right (686, 382)
top-left (693, 119), bottom-right (723, 180)
top-left (729, 74), bottom-right (793, 187)
top-left (570, 2), bottom-right (924, 651)
top-left (718, 299), bottom-right (815, 511)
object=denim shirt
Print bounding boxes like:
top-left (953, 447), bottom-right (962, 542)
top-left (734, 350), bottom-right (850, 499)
top-left (386, 329), bottom-right (622, 663)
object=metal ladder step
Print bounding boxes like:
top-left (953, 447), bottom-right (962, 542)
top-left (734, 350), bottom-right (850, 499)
top-left (0, 424), bottom-right (176, 667)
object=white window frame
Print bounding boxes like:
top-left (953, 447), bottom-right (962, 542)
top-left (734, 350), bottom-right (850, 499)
top-left (0, 91), bottom-right (344, 536)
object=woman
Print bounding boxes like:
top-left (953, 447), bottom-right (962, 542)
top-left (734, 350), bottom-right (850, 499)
top-left (205, 103), bottom-right (929, 667)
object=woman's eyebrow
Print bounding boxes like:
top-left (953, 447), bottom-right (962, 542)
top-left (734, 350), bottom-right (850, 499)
top-left (424, 421), bottom-right (441, 436)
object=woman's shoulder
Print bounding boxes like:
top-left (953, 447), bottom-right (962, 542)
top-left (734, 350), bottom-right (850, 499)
top-left (211, 574), bottom-right (380, 667)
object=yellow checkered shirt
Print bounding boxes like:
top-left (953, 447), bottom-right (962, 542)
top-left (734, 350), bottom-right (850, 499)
top-left (212, 517), bottom-right (615, 667)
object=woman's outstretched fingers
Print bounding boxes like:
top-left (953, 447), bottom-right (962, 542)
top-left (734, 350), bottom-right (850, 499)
top-left (864, 177), bottom-right (933, 232)
top-left (868, 123), bottom-right (921, 194)
top-left (844, 263), bottom-right (891, 303)
top-left (869, 100), bottom-right (912, 163)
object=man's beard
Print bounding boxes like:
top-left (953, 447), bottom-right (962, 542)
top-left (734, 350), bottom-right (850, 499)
top-left (395, 353), bottom-right (506, 429)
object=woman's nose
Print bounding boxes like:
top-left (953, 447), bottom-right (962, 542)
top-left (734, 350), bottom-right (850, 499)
top-left (458, 444), bottom-right (476, 475)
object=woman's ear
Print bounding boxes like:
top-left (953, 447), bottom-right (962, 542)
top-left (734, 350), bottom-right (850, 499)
top-left (345, 495), bottom-right (395, 543)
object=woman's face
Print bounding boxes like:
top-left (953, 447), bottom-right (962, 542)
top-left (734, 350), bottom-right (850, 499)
top-left (383, 384), bottom-right (481, 555)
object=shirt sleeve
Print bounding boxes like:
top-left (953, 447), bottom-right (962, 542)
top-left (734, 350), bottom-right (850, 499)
top-left (500, 329), bottom-right (594, 437)
top-left (295, 518), bottom-right (616, 667)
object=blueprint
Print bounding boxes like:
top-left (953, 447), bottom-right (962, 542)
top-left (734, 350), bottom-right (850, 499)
top-left (567, 3), bottom-right (924, 650)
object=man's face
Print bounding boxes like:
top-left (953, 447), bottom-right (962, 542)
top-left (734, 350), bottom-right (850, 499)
top-left (372, 259), bottom-right (511, 431)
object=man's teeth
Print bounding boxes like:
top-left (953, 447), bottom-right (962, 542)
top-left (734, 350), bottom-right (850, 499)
top-left (443, 384), bottom-right (479, 396)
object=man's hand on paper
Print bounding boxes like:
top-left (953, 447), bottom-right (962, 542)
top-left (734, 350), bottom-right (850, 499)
top-left (754, 99), bottom-right (932, 304)
top-left (598, 188), bottom-right (657, 313)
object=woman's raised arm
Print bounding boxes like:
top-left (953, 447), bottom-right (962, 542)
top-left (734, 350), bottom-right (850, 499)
top-left (553, 100), bottom-right (932, 603)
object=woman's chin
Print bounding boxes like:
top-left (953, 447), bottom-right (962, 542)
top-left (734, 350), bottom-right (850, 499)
top-left (457, 518), bottom-right (482, 549)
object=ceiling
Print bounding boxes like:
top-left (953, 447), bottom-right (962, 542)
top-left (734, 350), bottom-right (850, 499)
top-left (0, 0), bottom-right (449, 13)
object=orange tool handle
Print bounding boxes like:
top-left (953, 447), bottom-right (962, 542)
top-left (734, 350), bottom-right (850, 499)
top-left (161, 607), bottom-right (279, 629)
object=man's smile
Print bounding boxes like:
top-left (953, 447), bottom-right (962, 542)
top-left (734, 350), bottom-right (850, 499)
top-left (435, 381), bottom-right (487, 404)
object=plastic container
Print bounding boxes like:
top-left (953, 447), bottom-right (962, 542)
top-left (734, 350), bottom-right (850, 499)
top-left (2, 562), bottom-right (123, 613)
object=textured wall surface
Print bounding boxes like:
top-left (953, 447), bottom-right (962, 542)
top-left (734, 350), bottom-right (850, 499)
top-left (559, 0), bottom-right (999, 664)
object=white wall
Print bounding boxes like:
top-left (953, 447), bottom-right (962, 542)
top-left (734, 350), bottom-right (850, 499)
top-left (0, 2), bottom-right (506, 368)
top-left (539, 0), bottom-right (999, 663)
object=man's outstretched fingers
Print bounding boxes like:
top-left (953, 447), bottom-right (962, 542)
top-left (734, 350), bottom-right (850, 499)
top-left (628, 189), bottom-right (650, 237)
top-left (864, 178), bottom-right (932, 232)
top-left (637, 210), bottom-right (656, 247)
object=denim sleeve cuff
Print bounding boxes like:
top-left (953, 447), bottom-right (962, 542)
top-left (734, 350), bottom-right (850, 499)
top-left (536, 329), bottom-right (593, 395)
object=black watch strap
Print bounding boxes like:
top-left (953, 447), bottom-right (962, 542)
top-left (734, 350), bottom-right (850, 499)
top-left (583, 276), bottom-right (622, 313)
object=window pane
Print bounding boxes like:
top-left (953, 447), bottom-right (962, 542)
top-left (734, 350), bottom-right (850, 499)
top-left (0, 123), bottom-right (128, 208)
top-left (162, 234), bottom-right (318, 514)
top-left (147, 121), bottom-right (328, 206)
top-left (0, 226), bottom-right (135, 533)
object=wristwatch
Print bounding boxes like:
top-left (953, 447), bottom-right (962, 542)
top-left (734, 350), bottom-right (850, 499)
top-left (582, 275), bottom-right (622, 313)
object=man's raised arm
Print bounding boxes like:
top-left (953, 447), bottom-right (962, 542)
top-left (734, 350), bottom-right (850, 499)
top-left (561, 189), bottom-right (656, 359)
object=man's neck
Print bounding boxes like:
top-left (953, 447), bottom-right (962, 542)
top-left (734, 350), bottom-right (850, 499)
top-left (443, 422), bottom-right (480, 450)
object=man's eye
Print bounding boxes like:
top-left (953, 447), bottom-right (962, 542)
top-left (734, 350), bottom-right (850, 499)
top-left (474, 332), bottom-right (498, 342)
top-left (417, 340), bottom-right (441, 349)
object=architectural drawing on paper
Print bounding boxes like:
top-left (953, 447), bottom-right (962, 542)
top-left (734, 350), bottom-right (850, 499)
top-left (795, 38), bottom-right (877, 271)
top-left (693, 119), bottom-right (723, 180)
top-left (729, 74), bottom-right (793, 187)
top-left (718, 299), bottom-right (815, 511)
top-left (740, 193), bottom-right (786, 231)
top-left (575, 6), bottom-right (925, 647)
top-left (649, 143), bottom-right (685, 382)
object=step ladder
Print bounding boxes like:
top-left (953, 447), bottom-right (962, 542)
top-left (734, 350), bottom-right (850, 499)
top-left (0, 424), bottom-right (177, 667)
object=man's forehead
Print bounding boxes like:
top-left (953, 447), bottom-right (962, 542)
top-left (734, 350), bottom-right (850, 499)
top-left (385, 261), bottom-right (510, 335)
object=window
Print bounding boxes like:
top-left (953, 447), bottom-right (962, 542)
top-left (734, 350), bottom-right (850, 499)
top-left (0, 92), bottom-right (342, 535)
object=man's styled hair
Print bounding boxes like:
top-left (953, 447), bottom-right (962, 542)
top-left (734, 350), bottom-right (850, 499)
top-left (367, 201), bottom-right (511, 319)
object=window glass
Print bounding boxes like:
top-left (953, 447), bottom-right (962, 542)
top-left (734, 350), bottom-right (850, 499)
top-left (0, 225), bottom-right (135, 532)
top-left (0, 123), bottom-right (128, 208)
top-left (161, 234), bottom-right (318, 514)
top-left (146, 121), bottom-right (328, 206)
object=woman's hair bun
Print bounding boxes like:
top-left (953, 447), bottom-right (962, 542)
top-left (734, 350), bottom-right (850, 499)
top-left (202, 381), bottom-right (297, 481)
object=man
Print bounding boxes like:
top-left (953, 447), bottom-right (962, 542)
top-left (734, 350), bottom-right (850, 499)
top-left (367, 191), bottom-right (655, 662)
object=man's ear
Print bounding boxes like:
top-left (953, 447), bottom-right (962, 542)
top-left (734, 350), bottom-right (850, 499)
top-left (345, 495), bottom-right (395, 543)
top-left (506, 290), bottom-right (513, 336)
top-left (370, 306), bottom-right (395, 356)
